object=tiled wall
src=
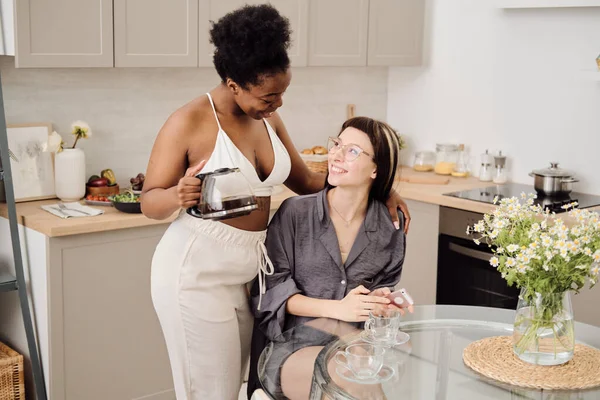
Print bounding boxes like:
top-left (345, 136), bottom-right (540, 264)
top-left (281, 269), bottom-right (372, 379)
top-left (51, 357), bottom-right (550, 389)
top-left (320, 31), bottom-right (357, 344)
top-left (0, 57), bottom-right (388, 187)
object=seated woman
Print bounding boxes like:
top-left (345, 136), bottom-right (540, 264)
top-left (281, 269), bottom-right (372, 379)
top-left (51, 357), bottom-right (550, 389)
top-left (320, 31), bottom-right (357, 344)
top-left (248, 116), bottom-right (407, 399)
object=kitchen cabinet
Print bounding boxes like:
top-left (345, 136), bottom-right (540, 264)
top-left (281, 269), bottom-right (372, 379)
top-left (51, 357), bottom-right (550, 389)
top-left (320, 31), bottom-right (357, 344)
top-left (307, 0), bottom-right (369, 66)
top-left (14, 0), bottom-right (113, 68)
top-left (46, 226), bottom-right (173, 400)
top-left (13, 0), bottom-right (423, 68)
top-left (198, 0), bottom-right (248, 68)
top-left (367, 0), bottom-right (425, 66)
top-left (395, 199), bottom-right (439, 305)
top-left (271, 0), bottom-right (309, 67)
top-left (114, 0), bottom-right (199, 67)
top-left (198, 0), bottom-right (308, 68)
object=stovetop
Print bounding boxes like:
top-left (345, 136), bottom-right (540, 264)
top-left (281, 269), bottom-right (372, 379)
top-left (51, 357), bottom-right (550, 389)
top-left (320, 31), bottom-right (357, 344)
top-left (444, 183), bottom-right (600, 214)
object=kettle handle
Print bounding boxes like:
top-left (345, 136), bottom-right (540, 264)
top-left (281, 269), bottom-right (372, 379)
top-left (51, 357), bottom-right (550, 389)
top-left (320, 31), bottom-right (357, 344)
top-left (186, 173), bottom-right (209, 218)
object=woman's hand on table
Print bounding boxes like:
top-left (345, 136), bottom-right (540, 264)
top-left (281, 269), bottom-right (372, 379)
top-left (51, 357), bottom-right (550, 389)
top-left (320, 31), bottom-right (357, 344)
top-left (176, 160), bottom-right (206, 208)
top-left (332, 285), bottom-right (390, 322)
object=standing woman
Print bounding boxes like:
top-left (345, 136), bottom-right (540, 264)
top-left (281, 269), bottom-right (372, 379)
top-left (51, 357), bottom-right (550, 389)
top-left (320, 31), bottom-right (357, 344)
top-left (141, 4), bottom-right (410, 400)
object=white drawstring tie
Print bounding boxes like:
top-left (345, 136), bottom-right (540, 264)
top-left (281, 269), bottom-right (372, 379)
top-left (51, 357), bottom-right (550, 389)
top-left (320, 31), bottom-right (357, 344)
top-left (256, 241), bottom-right (274, 310)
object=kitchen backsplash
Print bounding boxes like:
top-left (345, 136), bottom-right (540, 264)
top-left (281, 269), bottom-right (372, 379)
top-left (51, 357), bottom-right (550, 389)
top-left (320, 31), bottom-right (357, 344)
top-left (0, 56), bottom-right (387, 187)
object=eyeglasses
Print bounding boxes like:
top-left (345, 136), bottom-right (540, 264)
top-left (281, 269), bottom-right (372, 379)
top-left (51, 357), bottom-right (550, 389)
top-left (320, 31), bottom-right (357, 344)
top-left (327, 137), bottom-right (374, 162)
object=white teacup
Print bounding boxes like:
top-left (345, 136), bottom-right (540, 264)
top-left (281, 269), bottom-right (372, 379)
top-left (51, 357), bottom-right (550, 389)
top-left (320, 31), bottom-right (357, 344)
top-left (364, 308), bottom-right (402, 344)
top-left (334, 343), bottom-right (385, 379)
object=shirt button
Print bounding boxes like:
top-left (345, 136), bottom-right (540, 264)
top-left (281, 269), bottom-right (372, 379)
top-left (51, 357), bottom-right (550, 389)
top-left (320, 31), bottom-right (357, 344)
top-left (341, 280), bottom-right (346, 285)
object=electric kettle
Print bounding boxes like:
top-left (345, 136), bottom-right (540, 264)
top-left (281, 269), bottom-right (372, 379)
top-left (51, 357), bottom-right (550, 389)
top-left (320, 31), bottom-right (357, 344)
top-left (186, 167), bottom-right (258, 220)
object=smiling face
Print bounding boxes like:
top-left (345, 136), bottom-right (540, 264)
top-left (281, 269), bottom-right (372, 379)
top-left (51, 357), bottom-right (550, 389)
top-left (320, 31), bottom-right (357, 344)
top-left (327, 127), bottom-right (377, 190)
top-left (227, 68), bottom-right (292, 120)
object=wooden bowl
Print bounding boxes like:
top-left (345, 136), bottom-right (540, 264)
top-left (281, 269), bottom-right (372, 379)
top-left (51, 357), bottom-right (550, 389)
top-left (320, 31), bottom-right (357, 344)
top-left (86, 184), bottom-right (120, 197)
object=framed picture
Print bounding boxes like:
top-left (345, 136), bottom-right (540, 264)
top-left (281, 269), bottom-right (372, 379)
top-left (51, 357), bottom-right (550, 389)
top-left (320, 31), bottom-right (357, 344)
top-left (6, 123), bottom-right (57, 202)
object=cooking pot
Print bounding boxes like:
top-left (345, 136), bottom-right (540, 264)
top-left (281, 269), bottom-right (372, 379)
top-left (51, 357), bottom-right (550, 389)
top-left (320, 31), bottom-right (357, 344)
top-left (529, 162), bottom-right (579, 196)
top-left (186, 167), bottom-right (258, 220)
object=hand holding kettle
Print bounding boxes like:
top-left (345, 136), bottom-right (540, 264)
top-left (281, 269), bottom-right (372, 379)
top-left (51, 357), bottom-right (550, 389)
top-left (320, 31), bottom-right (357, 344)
top-left (183, 166), bottom-right (259, 220)
top-left (176, 160), bottom-right (207, 208)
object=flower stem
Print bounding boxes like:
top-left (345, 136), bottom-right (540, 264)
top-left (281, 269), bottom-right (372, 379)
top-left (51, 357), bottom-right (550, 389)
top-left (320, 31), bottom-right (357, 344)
top-left (72, 135), bottom-right (80, 149)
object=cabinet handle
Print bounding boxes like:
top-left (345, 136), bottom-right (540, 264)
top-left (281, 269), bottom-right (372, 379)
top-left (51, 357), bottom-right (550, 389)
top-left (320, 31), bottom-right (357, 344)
top-left (448, 243), bottom-right (492, 262)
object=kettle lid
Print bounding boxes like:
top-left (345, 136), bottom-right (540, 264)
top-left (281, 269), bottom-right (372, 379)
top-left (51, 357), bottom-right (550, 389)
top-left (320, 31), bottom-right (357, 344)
top-left (198, 167), bottom-right (240, 178)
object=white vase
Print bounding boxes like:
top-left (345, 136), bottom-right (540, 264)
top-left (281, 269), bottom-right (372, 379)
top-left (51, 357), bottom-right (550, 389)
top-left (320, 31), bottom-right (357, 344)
top-left (54, 148), bottom-right (86, 201)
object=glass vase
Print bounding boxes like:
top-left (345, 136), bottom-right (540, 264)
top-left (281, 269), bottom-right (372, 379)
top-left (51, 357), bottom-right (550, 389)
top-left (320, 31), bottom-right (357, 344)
top-left (512, 288), bottom-right (574, 366)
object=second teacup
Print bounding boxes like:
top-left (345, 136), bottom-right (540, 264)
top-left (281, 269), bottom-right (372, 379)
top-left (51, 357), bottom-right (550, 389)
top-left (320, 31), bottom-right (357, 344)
top-left (364, 308), bottom-right (402, 344)
top-left (334, 343), bottom-right (385, 379)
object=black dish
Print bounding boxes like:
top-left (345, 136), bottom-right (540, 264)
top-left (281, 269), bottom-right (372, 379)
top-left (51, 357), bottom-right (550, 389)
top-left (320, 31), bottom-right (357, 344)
top-left (112, 201), bottom-right (142, 214)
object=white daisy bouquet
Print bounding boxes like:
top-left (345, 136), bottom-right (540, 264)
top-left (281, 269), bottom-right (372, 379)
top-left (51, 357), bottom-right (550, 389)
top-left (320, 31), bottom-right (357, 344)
top-left (468, 193), bottom-right (600, 358)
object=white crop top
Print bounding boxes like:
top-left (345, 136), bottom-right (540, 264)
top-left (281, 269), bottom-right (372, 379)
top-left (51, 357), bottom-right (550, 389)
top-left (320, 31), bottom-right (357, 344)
top-left (201, 93), bottom-right (292, 197)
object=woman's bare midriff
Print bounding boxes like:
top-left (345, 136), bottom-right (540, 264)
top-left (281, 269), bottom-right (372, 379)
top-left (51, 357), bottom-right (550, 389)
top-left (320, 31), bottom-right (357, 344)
top-left (217, 195), bottom-right (272, 232)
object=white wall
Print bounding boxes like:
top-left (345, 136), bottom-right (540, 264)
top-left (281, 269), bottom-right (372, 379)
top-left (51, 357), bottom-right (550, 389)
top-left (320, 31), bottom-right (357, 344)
top-left (388, 0), bottom-right (600, 194)
top-left (0, 57), bottom-right (388, 187)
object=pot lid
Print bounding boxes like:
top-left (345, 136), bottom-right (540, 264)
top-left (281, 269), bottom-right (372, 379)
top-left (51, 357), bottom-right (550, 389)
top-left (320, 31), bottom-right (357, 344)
top-left (531, 162), bottom-right (574, 178)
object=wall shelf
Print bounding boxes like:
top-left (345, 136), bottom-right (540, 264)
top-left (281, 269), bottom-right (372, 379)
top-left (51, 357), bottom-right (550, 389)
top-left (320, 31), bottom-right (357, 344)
top-left (498, 0), bottom-right (600, 8)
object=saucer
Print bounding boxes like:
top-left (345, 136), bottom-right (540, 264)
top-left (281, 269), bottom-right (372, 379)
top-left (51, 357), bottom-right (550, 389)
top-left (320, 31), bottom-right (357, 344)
top-left (360, 330), bottom-right (410, 346)
top-left (335, 364), bottom-right (395, 384)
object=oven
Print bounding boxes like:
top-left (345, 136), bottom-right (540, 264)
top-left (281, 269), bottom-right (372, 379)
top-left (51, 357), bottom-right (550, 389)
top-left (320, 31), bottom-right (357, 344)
top-left (436, 206), bottom-right (520, 310)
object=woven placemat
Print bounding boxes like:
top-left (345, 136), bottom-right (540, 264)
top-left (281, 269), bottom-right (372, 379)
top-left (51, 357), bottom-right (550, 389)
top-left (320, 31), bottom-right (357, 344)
top-left (463, 336), bottom-right (600, 390)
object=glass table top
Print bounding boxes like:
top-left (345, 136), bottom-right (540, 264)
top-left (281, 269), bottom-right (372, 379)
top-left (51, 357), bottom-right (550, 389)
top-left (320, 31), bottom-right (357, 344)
top-left (258, 305), bottom-right (600, 400)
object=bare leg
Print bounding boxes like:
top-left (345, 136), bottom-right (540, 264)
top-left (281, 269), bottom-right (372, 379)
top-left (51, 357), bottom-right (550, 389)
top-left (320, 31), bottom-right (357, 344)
top-left (281, 346), bottom-right (324, 400)
top-left (327, 355), bottom-right (388, 400)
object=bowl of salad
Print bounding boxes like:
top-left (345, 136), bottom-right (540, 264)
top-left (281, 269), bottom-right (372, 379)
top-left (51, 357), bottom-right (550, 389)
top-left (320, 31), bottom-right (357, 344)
top-left (109, 190), bottom-right (142, 214)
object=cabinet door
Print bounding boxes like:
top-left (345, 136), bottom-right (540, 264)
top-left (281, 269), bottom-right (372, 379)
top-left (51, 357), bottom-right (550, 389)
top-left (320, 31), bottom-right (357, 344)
top-left (15, 0), bottom-right (113, 68)
top-left (268, 0), bottom-right (309, 67)
top-left (198, 0), bottom-right (249, 68)
top-left (395, 200), bottom-right (439, 305)
top-left (308, 0), bottom-right (369, 66)
top-left (198, 0), bottom-right (308, 68)
top-left (48, 226), bottom-right (173, 400)
top-left (367, 0), bottom-right (424, 66)
top-left (114, 0), bottom-right (199, 67)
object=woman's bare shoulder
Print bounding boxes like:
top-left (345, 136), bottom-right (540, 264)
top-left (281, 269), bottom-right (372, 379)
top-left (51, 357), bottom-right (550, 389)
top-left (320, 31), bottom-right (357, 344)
top-left (158, 95), bottom-right (215, 142)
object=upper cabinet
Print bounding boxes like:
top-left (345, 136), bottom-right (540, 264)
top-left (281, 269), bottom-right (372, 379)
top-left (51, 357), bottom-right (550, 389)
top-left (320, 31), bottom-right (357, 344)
top-left (198, 0), bottom-right (308, 68)
top-left (270, 0), bottom-right (309, 67)
top-left (15, 0), bottom-right (113, 68)
top-left (13, 0), bottom-right (424, 68)
top-left (114, 0), bottom-right (199, 67)
top-left (367, 0), bottom-right (425, 66)
top-left (308, 0), bottom-right (369, 66)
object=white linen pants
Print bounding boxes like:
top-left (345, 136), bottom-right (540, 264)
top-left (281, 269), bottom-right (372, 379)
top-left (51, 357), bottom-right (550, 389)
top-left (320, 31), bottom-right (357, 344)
top-left (151, 212), bottom-right (268, 400)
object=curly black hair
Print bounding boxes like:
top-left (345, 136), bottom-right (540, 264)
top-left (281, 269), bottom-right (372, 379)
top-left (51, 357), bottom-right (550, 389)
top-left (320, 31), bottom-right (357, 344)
top-left (209, 4), bottom-right (291, 89)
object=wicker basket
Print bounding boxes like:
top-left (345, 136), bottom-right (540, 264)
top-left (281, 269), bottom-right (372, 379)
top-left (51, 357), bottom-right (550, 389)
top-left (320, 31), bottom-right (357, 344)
top-left (0, 342), bottom-right (24, 400)
top-left (299, 153), bottom-right (328, 174)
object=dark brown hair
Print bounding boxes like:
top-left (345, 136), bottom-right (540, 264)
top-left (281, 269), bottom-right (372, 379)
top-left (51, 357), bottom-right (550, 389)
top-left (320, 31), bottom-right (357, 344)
top-left (329, 117), bottom-right (402, 202)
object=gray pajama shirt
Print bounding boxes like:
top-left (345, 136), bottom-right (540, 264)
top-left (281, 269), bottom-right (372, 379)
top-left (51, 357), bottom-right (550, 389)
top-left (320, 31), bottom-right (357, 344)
top-left (247, 188), bottom-right (406, 397)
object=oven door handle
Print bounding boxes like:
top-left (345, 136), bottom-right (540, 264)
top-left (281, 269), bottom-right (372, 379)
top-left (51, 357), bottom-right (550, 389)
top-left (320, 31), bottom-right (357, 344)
top-left (448, 242), bottom-right (491, 262)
